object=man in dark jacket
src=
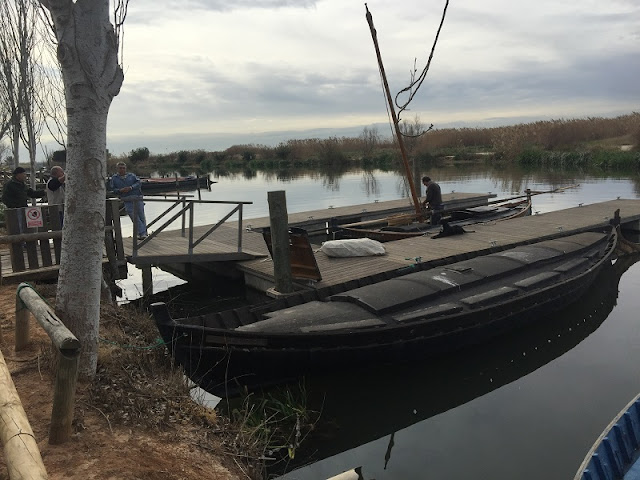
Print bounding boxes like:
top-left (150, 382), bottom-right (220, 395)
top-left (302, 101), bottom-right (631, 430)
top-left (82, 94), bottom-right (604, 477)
top-left (2, 167), bottom-right (47, 233)
top-left (421, 175), bottom-right (444, 225)
top-left (2, 167), bottom-right (46, 208)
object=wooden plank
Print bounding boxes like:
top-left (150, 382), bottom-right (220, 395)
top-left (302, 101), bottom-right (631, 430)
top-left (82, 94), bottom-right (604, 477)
top-left (38, 207), bottom-right (55, 267)
top-left (5, 209), bottom-right (25, 272)
top-left (49, 204), bottom-right (63, 263)
top-left (108, 199), bottom-right (126, 262)
top-left (25, 240), bottom-right (40, 269)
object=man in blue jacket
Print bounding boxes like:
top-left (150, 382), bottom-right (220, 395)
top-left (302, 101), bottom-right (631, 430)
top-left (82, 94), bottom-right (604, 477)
top-left (110, 162), bottom-right (148, 239)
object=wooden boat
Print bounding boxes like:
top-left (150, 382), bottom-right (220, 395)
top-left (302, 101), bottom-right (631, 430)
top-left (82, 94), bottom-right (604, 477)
top-left (266, 253), bottom-right (638, 473)
top-left (140, 175), bottom-right (212, 193)
top-left (335, 198), bottom-right (531, 242)
top-left (574, 391), bottom-right (640, 480)
top-left (152, 227), bottom-right (617, 397)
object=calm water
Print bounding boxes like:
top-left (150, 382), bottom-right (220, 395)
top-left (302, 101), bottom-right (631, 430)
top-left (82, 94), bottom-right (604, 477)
top-left (119, 164), bottom-right (640, 479)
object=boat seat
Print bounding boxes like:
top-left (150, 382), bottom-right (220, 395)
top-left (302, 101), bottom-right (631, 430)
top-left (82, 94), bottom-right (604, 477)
top-left (330, 277), bottom-right (441, 314)
top-left (460, 286), bottom-right (520, 309)
top-left (395, 267), bottom-right (484, 294)
top-left (514, 271), bottom-right (561, 290)
top-left (442, 255), bottom-right (526, 277)
top-left (536, 231), bottom-right (606, 253)
top-left (554, 257), bottom-right (590, 273)
top-left (301, 318), bottom-right (386, 332)
top-left (492, 245), bottom-right (564, 264)
top-left (237, 301), bottom-right (374, 333)
top-left (393, 303), bottom-right (463, 323)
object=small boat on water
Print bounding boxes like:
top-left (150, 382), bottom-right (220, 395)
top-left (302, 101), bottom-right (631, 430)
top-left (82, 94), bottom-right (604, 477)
top-left (574, 392), bottom-right (640, 480)
top-left (335, 198), bottom-right (531, 242)
top-left (140, 175), bottom-right (212, 193)
top-left (152, 226), bottom-right (617, 397)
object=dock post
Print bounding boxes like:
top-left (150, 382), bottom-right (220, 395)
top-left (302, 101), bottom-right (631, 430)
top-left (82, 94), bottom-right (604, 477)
top-left (268, 190), bottom-right (293, 294)
top-left (141, 266), bottom-right (153, 302)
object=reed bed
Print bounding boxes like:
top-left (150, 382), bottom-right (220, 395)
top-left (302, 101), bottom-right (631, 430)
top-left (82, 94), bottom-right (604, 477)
top-left (108, 112), bottom-right (640, 173)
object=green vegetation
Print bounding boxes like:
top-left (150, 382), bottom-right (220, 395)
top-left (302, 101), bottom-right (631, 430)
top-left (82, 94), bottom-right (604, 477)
top-left (107, 112), bottom-right (640, 175)
top-left (223, 383), bottom-right (319, 468)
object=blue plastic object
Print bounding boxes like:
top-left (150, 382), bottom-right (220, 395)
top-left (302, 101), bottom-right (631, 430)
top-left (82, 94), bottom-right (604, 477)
top-left (575, 394), bottom-right (640, 480)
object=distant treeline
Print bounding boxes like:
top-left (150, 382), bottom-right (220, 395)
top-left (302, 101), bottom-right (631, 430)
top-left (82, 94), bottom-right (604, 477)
top-left (108, 113), bottom-right (640, 174)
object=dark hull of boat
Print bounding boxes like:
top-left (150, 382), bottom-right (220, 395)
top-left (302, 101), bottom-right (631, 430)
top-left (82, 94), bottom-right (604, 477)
top-left (140, 176), bottom-right (211, 193)
top-left (269, 255), bottom-right (636, 472)
top-left (337, 200), bottom-right (531, 242)
top-left (153, 228), bottom-right (616, 397)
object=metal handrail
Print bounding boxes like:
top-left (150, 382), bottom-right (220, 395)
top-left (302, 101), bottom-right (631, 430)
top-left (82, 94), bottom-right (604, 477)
top-left (127, 197), bottom-right (252, 257)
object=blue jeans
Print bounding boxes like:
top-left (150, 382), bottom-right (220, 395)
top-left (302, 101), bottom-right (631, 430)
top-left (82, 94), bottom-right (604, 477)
top-left (123, 198), bottom-right (147, 236)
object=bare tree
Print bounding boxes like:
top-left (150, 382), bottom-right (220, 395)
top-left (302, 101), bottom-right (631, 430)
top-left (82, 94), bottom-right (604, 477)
top-left (40, 0), bottom-right (126, 377)
top-left (359, 125), bottom-right (381, 159)
top-left (35, 5), bottom-right (66, 150)
top-left (0, 141), bottom-right (10, 167)
top-left (0, 1), bottom-right (24, 168)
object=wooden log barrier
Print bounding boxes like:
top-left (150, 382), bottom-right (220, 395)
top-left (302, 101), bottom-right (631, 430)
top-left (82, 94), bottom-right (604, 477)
top-left (0, 348), bottom-right (48, 479)
top-left (15, 283), bottom-right (81, 445)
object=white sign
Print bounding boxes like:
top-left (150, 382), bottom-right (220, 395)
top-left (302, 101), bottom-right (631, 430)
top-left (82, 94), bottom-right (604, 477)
top-left (25, 207), bottom-right (43, 228)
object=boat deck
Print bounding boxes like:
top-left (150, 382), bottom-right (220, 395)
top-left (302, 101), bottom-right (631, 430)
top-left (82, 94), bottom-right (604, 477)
top-left (124, 197), bottom-right (640, 293)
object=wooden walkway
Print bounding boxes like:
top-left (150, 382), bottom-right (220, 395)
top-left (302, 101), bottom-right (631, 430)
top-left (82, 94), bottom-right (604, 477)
top-left (124, 192), bottom-right (494, 265)
top-left (237, 198), bottom-right (640, 291)
top-left (124, 197), bottom-right (640, 294)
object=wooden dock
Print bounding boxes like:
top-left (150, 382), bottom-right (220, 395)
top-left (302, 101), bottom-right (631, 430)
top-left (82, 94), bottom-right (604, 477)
top-left (123, 196), bottom-right (640, 296)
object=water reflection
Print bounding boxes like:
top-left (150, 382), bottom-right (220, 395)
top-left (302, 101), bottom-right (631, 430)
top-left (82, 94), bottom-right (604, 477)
top-left (272, 254), bottom-right (640, 479)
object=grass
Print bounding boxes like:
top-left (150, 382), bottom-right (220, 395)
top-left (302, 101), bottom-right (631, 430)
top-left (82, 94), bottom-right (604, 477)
top-left (88, 295), bottom-right (319, 479)
top-left (221, 383), bottom-right (320, 466)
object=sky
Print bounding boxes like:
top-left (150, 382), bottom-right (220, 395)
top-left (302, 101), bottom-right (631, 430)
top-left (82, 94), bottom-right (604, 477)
top-left (102, 0), bottom-right (640, 155)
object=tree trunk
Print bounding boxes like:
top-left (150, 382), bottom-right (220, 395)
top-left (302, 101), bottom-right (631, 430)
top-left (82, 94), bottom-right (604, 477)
top-left (45, 0), bottom-right (123, 378)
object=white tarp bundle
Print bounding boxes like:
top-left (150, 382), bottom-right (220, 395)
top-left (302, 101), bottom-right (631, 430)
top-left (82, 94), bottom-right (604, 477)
top-left (320, 238), bottom-right (387, 257)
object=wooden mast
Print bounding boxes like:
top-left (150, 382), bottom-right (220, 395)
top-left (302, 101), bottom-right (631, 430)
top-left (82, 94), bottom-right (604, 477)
top-left (365, 4), bottom-right (422, 217)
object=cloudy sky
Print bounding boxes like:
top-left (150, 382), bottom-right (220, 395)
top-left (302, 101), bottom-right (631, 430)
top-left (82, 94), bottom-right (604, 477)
top-left (105, 0), bottom-right (640, 154)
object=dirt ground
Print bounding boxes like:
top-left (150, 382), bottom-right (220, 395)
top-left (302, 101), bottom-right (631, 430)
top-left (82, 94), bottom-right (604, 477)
top-left (0, 282), bottom-right (250, 480)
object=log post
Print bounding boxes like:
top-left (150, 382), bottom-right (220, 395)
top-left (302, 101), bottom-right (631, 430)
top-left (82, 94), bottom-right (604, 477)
top-left (16, 283), bottom-right (81, 445)
top-left (49, 352), bottom-right (79, 445)
top-left (142, 266), bottom-right (153, 303)
top-left (15, 290), bottom-right (30, 352)
top-left (0, 348), bottom-right (48, 479)
top-left (268, 190), bottom-right (293, 294)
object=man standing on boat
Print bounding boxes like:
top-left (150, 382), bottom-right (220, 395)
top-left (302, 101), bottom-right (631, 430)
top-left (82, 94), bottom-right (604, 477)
top-left (111, 162), bottom-right (148, 239)
top-left (421, 176), bottom-right (443, 225)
